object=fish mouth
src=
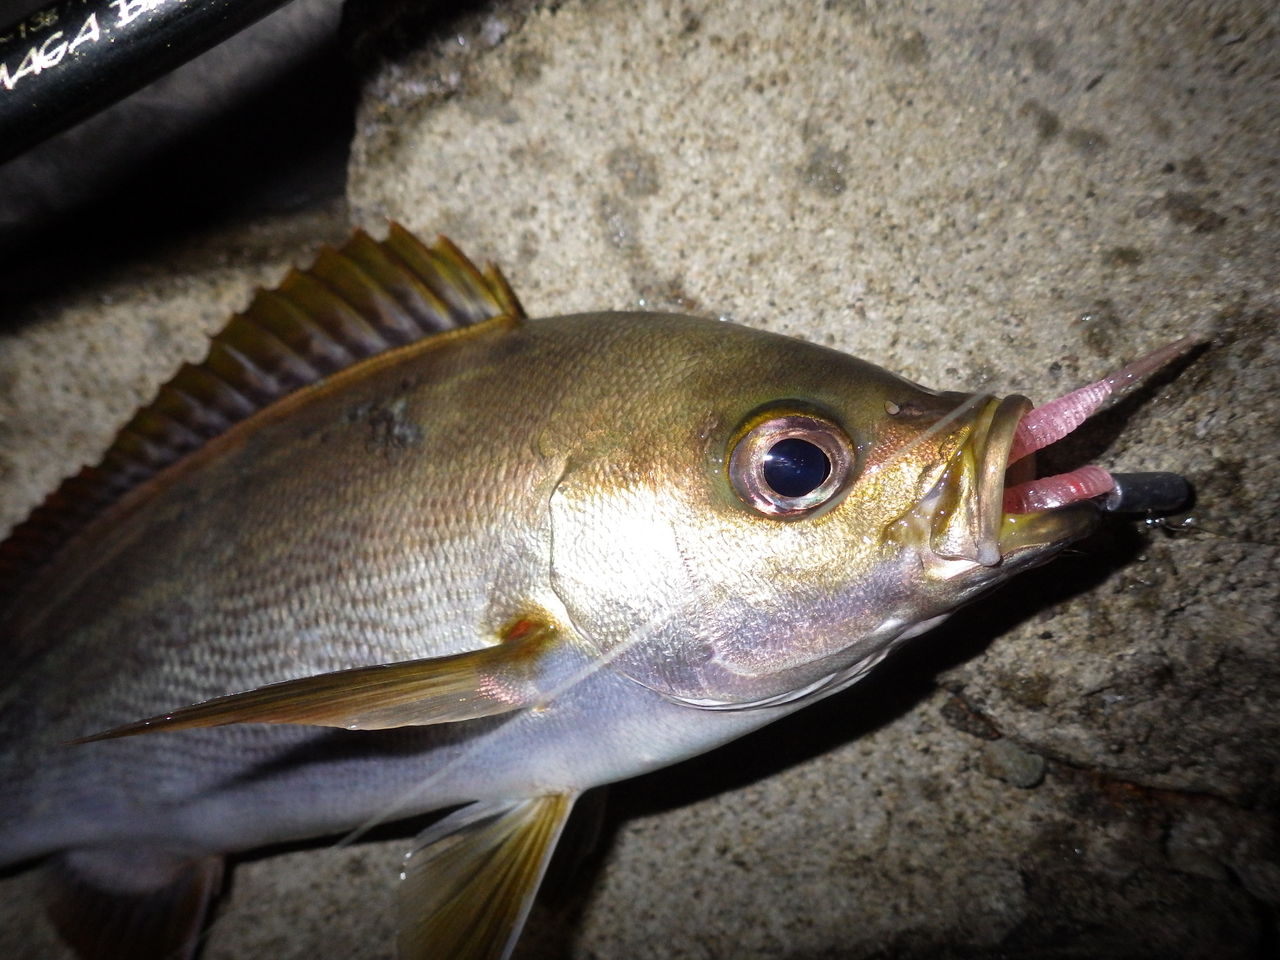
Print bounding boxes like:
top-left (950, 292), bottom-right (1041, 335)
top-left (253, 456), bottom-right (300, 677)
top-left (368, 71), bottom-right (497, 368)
top-left (926, 393), bottom-right (1099, 571)
top-left (922, 337), bottom-right (1197, 573)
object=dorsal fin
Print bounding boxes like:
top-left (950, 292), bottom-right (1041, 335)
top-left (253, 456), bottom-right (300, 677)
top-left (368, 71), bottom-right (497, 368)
top-left (0, 224), bottom-right (524, 617)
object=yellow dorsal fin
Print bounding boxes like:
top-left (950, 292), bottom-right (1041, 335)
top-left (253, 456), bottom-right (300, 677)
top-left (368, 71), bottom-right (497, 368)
top-left (0, 225), bottom-right (524, 616)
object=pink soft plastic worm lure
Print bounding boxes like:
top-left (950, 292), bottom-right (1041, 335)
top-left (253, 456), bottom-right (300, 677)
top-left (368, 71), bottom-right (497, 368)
top-left (1003, 464), bottom-right (1115, 513)
top-left (1002, 336), bottom-right (1198, 515)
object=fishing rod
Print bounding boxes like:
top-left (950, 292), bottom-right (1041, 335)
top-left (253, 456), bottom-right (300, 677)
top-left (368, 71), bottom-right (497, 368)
top-left (0, 0), bottom-right (297, 164)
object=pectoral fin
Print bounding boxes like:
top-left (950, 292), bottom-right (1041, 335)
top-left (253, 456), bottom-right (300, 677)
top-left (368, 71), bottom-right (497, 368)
top-left (74, 619), bottom-right (563, 743)
top-left (398, 793), bottom-right (578, 960)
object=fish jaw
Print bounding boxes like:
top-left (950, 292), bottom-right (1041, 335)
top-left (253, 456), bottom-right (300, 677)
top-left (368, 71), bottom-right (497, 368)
top-left (907, 393), bottom-right (1099, 591)
top-left (540, 316), bottom-right (1122, 712)
top-left (912, 393), bottom-right (1100, 577)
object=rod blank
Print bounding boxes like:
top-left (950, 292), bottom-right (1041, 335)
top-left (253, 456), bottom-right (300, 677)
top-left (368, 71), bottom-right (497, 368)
top-left (0, 0), bottom-right (295, 164)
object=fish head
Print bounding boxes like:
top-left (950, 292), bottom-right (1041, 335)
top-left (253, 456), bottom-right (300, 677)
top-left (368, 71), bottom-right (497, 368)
top-left (547, 315), bottom-right (1098, 709)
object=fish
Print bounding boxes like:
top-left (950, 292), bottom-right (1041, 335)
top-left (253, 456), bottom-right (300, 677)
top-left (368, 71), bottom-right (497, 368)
top-left (0, 224), bottom-right (1194, 960)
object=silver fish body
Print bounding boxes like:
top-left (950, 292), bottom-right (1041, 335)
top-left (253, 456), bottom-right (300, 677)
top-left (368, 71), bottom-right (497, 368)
top-left (1, 312), bottom-right (1033, 850)
top-left (0, 231), bottom-right (1123, 959)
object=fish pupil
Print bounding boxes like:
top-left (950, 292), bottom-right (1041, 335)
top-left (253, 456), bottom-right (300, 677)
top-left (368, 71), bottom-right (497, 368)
top-left (762, 438), bottom-right (831, 498)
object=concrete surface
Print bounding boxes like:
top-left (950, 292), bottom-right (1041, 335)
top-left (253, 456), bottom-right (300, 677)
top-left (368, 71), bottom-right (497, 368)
top-left (1, 0), bottom-right (1276, 957)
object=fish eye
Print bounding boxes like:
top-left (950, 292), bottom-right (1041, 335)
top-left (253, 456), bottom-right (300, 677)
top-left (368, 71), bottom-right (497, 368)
top-left (728, 412), bottom-right (855, 518)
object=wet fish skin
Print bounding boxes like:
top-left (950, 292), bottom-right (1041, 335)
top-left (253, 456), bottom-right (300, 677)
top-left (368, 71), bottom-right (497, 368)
top-left (0, 231), bottom-right (1104, 959)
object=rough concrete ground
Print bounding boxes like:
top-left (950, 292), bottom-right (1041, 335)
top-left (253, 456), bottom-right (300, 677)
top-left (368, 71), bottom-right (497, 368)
top-left (1, 0), bottom-right (1277, 958)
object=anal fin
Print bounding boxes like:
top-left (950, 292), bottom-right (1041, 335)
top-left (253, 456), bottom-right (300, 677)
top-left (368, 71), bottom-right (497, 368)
top-left (398, 794), bottom-right (578, 960)
top-left (44, 847), bottom-right (223, 960)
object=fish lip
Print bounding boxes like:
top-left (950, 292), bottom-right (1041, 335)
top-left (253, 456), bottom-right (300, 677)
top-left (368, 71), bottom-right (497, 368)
top-left (997, 500), bottom-right (1100, 569)
top-left (973, 394), bottom-right (1033, 564)
top-left (976, 395), bottom-right (1099, 563)
top-left (931, 394), bottom-right (1098, 568)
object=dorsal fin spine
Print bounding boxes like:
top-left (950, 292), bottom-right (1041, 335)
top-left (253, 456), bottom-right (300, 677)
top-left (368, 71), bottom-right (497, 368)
top-left (205, 342), bottom-right (278, 405)
top-left (130, 407), bottom-right (205, 453)
top-left (247, 290), bottom-right (350, 374)
top-left (175, 364), bottom-right (257, 419)
top-left (0, 226), bottom-right (523, 616)
top-left (381, 244), bottom-right (459, 329)
top-left (113, 430), bottom-right (168, 470)
top-left (346, 232), bottom-right (448, 337)
top-left (159, 383), bottom-right (232, 437)
top-left (483, 263), bottom-right (523, 319)
top-left (311, 247), bottom-right (408, 342)
top-left (386, 265), bottom-right (457, 336)
top-left (275, 276), bottom-right (368, 360)
top-left (388, 232), bottom-right (484, 319)
top-left (288, 268), bottom-right (389, 356)
top-left (220, 320), bottom-right (322, 387)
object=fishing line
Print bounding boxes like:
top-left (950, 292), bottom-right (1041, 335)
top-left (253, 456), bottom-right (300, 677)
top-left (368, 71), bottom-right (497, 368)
top-left (338, 608), bottom-right (676, 847)
top-left (862, 390), bottom-right (989, 477)
top-left (318, 401), bottom-right (998, 875)
top-left (333, 394), bottom-right (996, 850)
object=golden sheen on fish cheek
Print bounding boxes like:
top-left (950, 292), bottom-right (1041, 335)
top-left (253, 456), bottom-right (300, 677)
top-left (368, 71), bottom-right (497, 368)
top-left (547, 399), bottom-right (946, 710)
